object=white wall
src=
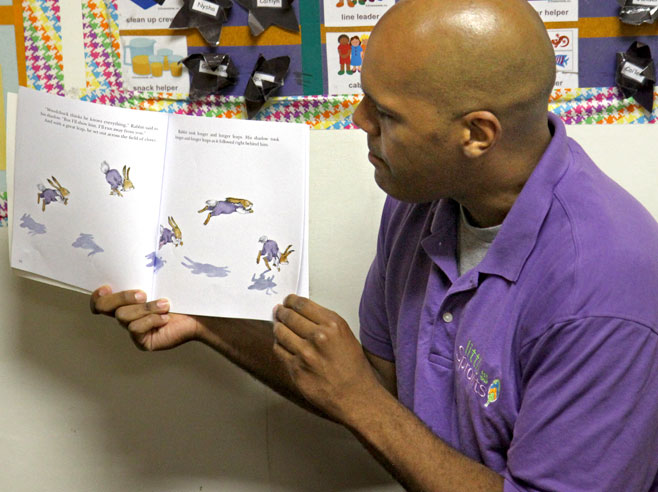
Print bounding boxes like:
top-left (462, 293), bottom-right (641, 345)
top-left (0, 129), bottom-right (396, 492)
top-left (2, 124), bottom-right (657, 491)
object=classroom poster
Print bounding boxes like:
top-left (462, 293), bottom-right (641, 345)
top-left (121, 35), bottom-right (190, 95)
top-left (323, 0), bottom-right (395, 28)
top-left (528, 0), bottom-right (578, 22)
top-left (549, 28), bottom-right (579, 89)
top-left (325, 31), bottom-right (369, 95)
top-left (116, 0), bottom-right (185, 30)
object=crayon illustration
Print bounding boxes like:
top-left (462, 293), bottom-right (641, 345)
top-left (100, 161), bottom-right (135, 197)
top-left (350, 36), bottom-right (363, 73)
top-left (20, 213), bottom-right (47, 235)
top-left (337, 34), bottom-right (352, 75)
top-left (145, 251), bottom-right (166, 273)
top-left (159, 216), bottom-right (183, 249)
top-left (72, 233), bottom-right (104, 256)
top-left (248, 271), bottom-right (277, 295)
top-left (181, 256), bottom-right (230, 278)
top-left (256, 236), bottom-right (294, 272)
top-left (198, 197), bottom-right (254, 225)
top-left (37, 176), bottom-right (69, 211)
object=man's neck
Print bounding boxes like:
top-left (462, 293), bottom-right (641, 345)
top-left (458, 119), bottom-right (553, 228)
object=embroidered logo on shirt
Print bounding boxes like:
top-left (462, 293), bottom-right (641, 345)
top-left (485, 379), bottom-right (501, 407)
top-left (456, 339), bottom-right (501, 408)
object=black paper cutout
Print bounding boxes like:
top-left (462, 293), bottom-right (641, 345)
top-left (183, 53), bottom-right (239, 99)
top-left (618, 0), bottom-right (658, 25)
top-left (235, 0), bottom-right (299, 37)
top-left (170, 0), bottom-right (233, 46)
top-left (244, 54), bottom-right (290, 118)
top-left (616, 41), bottom-right (656, 113)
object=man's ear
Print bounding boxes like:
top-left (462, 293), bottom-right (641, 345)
top-left (460, 111), bottom-right (501, 158)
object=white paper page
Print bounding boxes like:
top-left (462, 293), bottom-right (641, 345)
top-left (7, 92), bottom-right (90, 294)
top-left (11, 88), bottom-right (169, 293)
top-left (153, 114), bottom-right (309, 320)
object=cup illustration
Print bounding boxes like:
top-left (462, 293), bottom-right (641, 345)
top-left (157, 48), bottom-right (174, 71)
top-left (169, 55), bottom-right (184, 77)
top-left (123, 38), bottom-right (156, 75)
top-left (150, 55), bottom-right (164, 77)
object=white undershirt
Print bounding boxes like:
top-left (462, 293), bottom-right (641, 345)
top-left (457, 206), bottom-right (502, 276)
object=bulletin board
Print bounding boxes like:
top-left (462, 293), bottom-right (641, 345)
top-left (18, 0), bottom-right (658, 123)
top-left (3, 0), bottom-right (658, 228)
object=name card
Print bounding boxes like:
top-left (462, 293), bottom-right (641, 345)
top-left (621, 62), bottom-right (647, 84)
top-left (192, 0), bottom-right (220, 17)
top-left (257, 0), bottom-right (283, 7)
top-left (199, 61), bottom-right (229, 77)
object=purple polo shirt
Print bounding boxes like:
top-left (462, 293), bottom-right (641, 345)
top-left (359, 113), bottom-right (658, 491)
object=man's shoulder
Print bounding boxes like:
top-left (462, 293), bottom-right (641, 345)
top-left (524, 141), bottom-right (658, 330)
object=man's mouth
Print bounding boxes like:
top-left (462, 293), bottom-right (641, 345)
top-left (368, 150), bottom-right (385, 167)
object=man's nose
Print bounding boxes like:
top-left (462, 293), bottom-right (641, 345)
top-left (352, 97), bottom-right (378, 135)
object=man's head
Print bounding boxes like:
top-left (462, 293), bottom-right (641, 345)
top-left (353, 0), bottom-right (556, 209)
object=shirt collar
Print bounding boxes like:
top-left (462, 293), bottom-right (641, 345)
top-left (478, 112), bottom-right (571, 282)
top-left (422, 113), bottom-right (571, 283)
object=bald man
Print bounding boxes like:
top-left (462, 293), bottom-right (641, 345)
top-left (91, 0), bottom-right (658, 490)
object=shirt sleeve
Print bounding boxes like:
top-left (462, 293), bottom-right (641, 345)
top-left (359, 198), bottom-right (396, 361)
top-left (504, 317), bottom-right (658, 492)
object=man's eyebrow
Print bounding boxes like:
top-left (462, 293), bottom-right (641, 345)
top-left (362, 88), bottom-right (401, 118)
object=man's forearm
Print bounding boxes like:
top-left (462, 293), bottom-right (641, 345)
top-left (195, 316), bottom-right (328, 417)
top-left (344, 386), bottom-right (504, 492)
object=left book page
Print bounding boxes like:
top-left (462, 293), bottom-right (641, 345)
top-left (11, 87), bottom-right (169, 292)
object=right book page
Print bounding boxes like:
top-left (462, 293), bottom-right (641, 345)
top-left (153, 112), bottom-right (309, 320)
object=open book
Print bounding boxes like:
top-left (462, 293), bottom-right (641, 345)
top-left (10, 88), bottom-right (309, 320)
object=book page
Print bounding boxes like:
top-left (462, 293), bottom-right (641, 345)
top-left (153, 114), bottom-right (309, 320)
top-left (11, 88), bottom-right (169, 293)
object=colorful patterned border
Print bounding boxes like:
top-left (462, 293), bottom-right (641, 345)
top-left (23, 0), bottom-right (64, 95)
top-left (550, 87), bottom-right (658, 124)
top-left (0, 191), bottom-right (7, 227)
top-left (4, 0), bottom-right (657, 229)
top-left (20, 0), bottom-right (658, 127)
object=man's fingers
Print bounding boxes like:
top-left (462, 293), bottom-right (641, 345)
top-left (272, 320), bottom-right (308, 357)
top-left (274, 302), bottom-right (317, 340)
top-left (91, 287), bottom-right (148, 316)
top-left (90, 285), bottom-right (113, 314)
top-left (114, 299), bottom-right (170, 328)
top-left (127, 312), bottom-right (170, 335)
top-left (282, 294), bottom-right (338, 326)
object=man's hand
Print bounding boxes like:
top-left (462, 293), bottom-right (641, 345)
top-left (90, 286), bottom-right (200, 351)
top-left (272, 294), bottom-right (387, 426)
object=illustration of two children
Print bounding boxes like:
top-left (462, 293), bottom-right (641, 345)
top-left (337, 34), bottom-right (365, 75)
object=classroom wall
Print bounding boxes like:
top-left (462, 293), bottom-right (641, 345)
top-left (0, 129), bottom-right (397, 492)
top-left (1, 125), bottom-right (657, 491)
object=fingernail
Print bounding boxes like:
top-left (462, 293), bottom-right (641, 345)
top-left (156, 299), bottom-right (170, 310)
top-left (272, 304), bottom-right (280, 319)
top-left (135, 292), bottom-right (147, 302)
top-left (98, 286), bottom-right (110, 297)
top-left (160, 314), bottom-right (170, 322)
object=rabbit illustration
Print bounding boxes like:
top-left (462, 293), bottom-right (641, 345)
top-left (198, 197), bottom-right (254, 225)
top-left (122, 165), bottom-right (134, 192)
top-left (101, 161), bottom-right (134, 196)
top-left (101, 161), bottom-right (123, 196)
top-left (159, 216), bottom-right (183, 249)
top-left (37, 176), bottom-right (70, 211)
top-left (278, 245), bottom-right (295, 267)
top-left (257, 236), bottom-right (294, 271)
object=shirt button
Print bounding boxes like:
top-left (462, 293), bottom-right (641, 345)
top-left (442, 312), bottom-right (453, 323)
